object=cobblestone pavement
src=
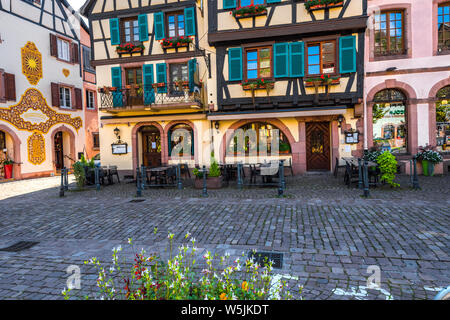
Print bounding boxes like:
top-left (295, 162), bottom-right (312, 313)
top-left (0, 173), bottom-right (448, 300)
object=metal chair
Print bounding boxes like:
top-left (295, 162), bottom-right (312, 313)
top-left (109, 165), bottom-right (120, 184)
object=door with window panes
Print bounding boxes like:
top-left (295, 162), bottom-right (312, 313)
top-left (125, 67), bottom-right (143, 105)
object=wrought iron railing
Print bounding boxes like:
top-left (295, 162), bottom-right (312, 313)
top-left (98, 83), bottom-right (202, 110)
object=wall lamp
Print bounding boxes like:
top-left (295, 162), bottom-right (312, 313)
top-left (214, 121), bottom-right (220, 130)
top-left (337, 115), bottom-right (344, 128)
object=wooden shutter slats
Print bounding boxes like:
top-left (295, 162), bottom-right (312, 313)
top-left (74, 88), bottom-right (82, 109)
top-left (184, 7), bottom-right (196, 36)
top-left (71, 43), bottom-right (79, 64)
top-left (50, 34), bottom-right (58, 57)
top-left (4, 73), bottom-right (16, 101)
top-left (154, 12), bottom-right (165, 40)
top-left (51, 82), bottom-right (60, 107)
top-left (138, 14), bottom-right (149, 42)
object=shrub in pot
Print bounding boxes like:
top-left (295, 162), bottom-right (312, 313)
top-left (193, 157), bottom-right (223, 189)
top-left (414, 148), bottom-right (443, 176)
top-left (2, 159), bottom-right (14, 179)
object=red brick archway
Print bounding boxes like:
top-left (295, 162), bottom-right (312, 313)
top-left (50, 125), bottom-right (76, 171)
top-left (165, 120), bottom-right (198, 164)
top-left (428, 78), bottom-right (450, 148)
top-left (366, 80), bottom-right (419, 155)
top-left (0, 124), bottom-right (21, 179)
top-left (132, 122), bottom-right (165, 175)
top-left (219, 118), bottom-right (297, 166)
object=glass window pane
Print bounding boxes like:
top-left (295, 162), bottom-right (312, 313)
top-left (308, 65), bottom-right (320, 74)
top-left (241, 0), bottom-right (252, 6)
top-left (308, 46), bottom-right (319, 55)
top-left (247, 69), bottom-right (258, 79)
top-left (309, 55), bottom-right (320, 65)
top-left (247, 51), bottom-right (257, 60)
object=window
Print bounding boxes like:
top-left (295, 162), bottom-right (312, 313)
top-left (82, 46), bottom-right (93, 72)
top-left (245, 47), bottom-right (272, 80)
top-left (57, 38), bottom-right (71, 61)
top-left (121, 17), bottom-right (140, 43)
top-left (374, 11), bottom-right (405, 56)
top-left (59, 87), bottom-right (71, 108)
top-left (86, 90), bottom-right (95, 109)
top-left (125, 68), bottom-right (143, 86)
top-left (372, 89), bottom-right (407, 153)
top-left (168, 124), bottom-right (194, 157)
top-left (307, 41), bottom-right (336, 75)
top-left (167, 12), bottom-right (185, 38)
top-left (239, 0), bottom-right (265, 6)
top-left (436, 86), bottom-right (450, 153)
top-left (92, 133), bottom-right (100, 149)
top-left (438, 3), bottom-right (450, 51)
top-left (228, 122), bottom-right (291, 156)
top-left (169, 63), bottom-right (188, 95)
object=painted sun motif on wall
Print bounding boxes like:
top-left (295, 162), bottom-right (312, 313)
top-left (21, 42), bottom-right (43, 86)
top-left (27, 131), bottom-right (46, 165)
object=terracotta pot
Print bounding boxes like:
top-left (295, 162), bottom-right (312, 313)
top-left (194, 176), bottom-right (223, 189)
top-left (4, 164), bottom-right (13, 179)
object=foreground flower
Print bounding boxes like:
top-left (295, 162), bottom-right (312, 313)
top-left (219, 293), bottom-right (228, 300)
top-left (242, 281), bottom-right (249, 292)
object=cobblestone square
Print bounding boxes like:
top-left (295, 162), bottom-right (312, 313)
top-left (0, 173), bottom-right (448, 300)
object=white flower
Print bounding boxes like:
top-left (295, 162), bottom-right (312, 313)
top-left (128, 238), bottom-right (132, 244)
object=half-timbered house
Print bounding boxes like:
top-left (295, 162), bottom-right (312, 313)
top-left (0, 0), bottom-right (86, 180)
top-left (81, 0), bottom-right (210, 176)
top-left (207, 0), bottom-right (368, 174)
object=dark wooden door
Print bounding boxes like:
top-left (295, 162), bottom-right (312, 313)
top-left (54, 132), bottom-right (64, 170)
top-left (306, 122), bottom-right (331, 171)
top-left (142, 127), bottom-right (161, 167)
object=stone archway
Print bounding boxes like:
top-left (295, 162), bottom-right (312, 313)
top-left (49, 125), bottom-right (76, 171)
top-left (428, 79), bottom-right (450, 147)
top-left (131, 122), bottom-right (165, 175)
top-left (165, 120), bottom-right (198, 164)
top-left (0, 124), bottom-right (21, 179)
top-left (367, 80), bottom-right (418, 155)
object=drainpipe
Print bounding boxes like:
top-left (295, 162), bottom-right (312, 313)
top-left (364, 75), bottom-right (368, 151)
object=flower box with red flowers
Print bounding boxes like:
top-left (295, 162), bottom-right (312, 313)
top-left (116, 43), bottom-right (145, 54)
top-left (232, 5), bottom-right (267, 19)
top-left (304, 0), bottom-right (344, 11)
top-left (160, 36), bottom-right (193, 49)
top-left (305, 74), bottom-right (340, 87)
top-left (241, 79), bottom-right (274, 90)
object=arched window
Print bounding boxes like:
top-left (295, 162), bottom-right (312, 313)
top-left (227, 122), bottom-right (291, 156)
top-left (436, 85), bottom-right (450, 152)
top-left (168, 123), bottom-right (194, 157)
top-left (372, 89), bottom-right (407, 153)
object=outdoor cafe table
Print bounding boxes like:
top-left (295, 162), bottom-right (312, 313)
top-left (146, 166), bottom-right (169, 184)
top-left (342, 157), bottom-right (377, 168)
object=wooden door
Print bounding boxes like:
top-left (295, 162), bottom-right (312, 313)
top-left (54, 132), bottom-right (64, 170)
top-left (306, 122), bottom-right (331, 171)
top-left (142, 127), bottom-right (161, 167)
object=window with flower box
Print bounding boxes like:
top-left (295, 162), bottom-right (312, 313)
top-left (306, 41), bottom-right (336, 76)
top-left (244, 46), bottom-right (272, 80)
top-left (167, 12), bottom-right (185, 38)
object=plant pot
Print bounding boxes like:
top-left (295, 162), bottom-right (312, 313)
top-left (4, 164), bottom-right (13, 179)
top-left (422, 160), bottom-right (435, 176)
top-left (194, 176), bottom-right (223, 189)
top-left (162, 42), bottom-right (190, 49)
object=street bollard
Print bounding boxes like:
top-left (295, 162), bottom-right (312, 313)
top-left (136, 167), bottom-right (142, 197)
top-left (95, 167), bottom-right (100, 191)
top-left (280, 159), bottom-right (286, 191)
top-left (237, 163), bottom-right (243, 190)
top-left (177, 164), bottom-right (183, 190)
top-left (202, 165), bottom-right (208, 197)
top-left (358, 158), bottom-right (363, 190)
top-left (59, 168), bottom-right (65, 197)
top-left (278, 161), bottom-right (284, 196)
top-left (141, 165), bottom-right (146, 191)
top-left (412, 158), bottom-right (420, 190)
top-left (363, 159), bottom-right (370, 198)
top-left (64, 167), bottom-right (69, 191)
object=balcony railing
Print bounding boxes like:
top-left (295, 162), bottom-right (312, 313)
top-left (98, 83), bottom-right (202, 111)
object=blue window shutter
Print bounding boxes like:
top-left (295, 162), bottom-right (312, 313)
top-left (154, 12), bottom-right (165, 40)
top-left (274, 43), bottom-right (289, 78)
top-left (143, 64), bottom-right (154, 105)
top-left (223, 0), bottom-right (236, 9)
top-left (267, 0), bottom-right (281, 3)
top-left (111, 67), bottom-right (123, 107)
top-left (188, 59), bottom-right (197, 92)
top-left (109, 18), bottom-right (120, 45)
top-left (339, 36), bottom-right (356, 74)
top-left (228, 48), bottom-right (242, 81)
top-left (184, 7), bottom-right (196, 36)
top-left (191, 130), bottom-right (194, 156)
top-left (156, 63), bottom-right (167, 93)
top-left (289, 42), bottom-right (304, 77)
top-left (138, 14), bottom-right (149, 42)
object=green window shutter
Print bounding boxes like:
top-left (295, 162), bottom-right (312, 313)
top-left (188, 59), bottom-right (197, 93)
top-left (228, 47), bottom-right (242, 81)
top-left (191, 130), bottom-right (194, 156)
top-left (267, 0), bottom-right (281, 3)
top-left (184, 7), bottom-right (196, 36)
top-left (154, 12), bottom-right (165, 40)
top-left (223, 0), bottom-right (236, 9)
top-left (143, 64), bottom-right (154, 105)
top-left (111, 67), bottom-right (123, 107)
top-left (274, 43), bottom-right (289, 78)
top-left (138, 14), bottom-right (149, 42)
top-left (109, 18), bottom-right (120, 45)
top-left (339, 36), bottom-right (356, 74)
top-left (289, 42), bottom-right (304, 77)
top-left (156, 63), bottom-right (167, 93)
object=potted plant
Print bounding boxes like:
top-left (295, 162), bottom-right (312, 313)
top-left (231, 4), bottom-right (267, 18)
top-left (160, 36), bottom-right (193, 49)
top-left (193, 157), bottom-right (223, 189)
top-left (2, 159), bottom-right (13, 179)
top-left (116, 43), bottom-right (145, 54)
top-left (304, 0), bottom-right (344, 11)
top-left (414, 147), bottom-right (443, 176)
top-left (279, 141), bottom-right (291, 154)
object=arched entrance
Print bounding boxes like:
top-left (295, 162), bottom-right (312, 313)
top-left (50, 126), bottom-right (76, 171)
top-left (140, 125), bottom-right (162, 167)
top-left (0, 124), bottom-right (21, 180)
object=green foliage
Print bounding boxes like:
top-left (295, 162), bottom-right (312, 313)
top-left (364, 150), bottom-right (383, 162)
top-left (279, 141), bottom-right (291, 153)
top-left (232, 4), bottom-right (267, 17)
top-left (436, 101), bottom-right (449, 123)
top-left (414, 150), bottom-right (443, 164)
top-left (1, 158), bottom-right (14, 165)
top-left (72, 161), bottom-right (86, 189)
top-left (63, 233), bottom-right (301, 300)
top-left (372, 103), bottom-right (388, 123)
top-left (209, 157), bottom-right (221, 178)
top-left (376, 151), bottom-right (399, 188)
top-left (192, 168), bottom-right (203, 179)
top-left (304, 0), bottom-right (343, 10)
